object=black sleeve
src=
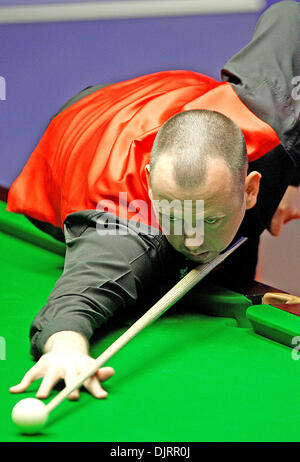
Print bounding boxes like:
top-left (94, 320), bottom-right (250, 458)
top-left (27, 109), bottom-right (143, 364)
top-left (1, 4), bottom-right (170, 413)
top-left (242, 143), bottom-right (297, 237)
top-left (29, 210), bottom-right (183, 360)
top-left (49, 83), bottom-right (112, 122)
top-left (203, 143), bottom-right (297, 285)
top-left (221, 1), bottom-right (300, 185)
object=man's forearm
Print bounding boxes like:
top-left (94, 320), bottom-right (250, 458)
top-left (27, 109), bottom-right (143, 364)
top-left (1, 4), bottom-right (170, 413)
top-left (30, 210), bottom-right (179, 360)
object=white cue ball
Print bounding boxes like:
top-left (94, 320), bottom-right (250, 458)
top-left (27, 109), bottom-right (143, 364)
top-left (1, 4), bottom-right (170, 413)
top-left (11, 398), bottom-right (48, 434)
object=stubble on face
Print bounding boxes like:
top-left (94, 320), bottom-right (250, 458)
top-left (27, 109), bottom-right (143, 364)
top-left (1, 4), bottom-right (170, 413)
top-left (149, 154), bottom-right (246, 263)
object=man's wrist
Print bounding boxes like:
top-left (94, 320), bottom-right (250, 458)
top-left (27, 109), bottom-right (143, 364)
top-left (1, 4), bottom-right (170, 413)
top-left (43, 331), bottom-right (89, 354)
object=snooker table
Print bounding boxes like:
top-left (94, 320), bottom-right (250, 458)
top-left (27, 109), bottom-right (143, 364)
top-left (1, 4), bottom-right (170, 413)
top-left (1, 200), bottom-right (300, 443)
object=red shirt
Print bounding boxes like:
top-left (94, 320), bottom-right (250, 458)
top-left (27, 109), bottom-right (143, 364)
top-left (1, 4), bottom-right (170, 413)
top-left (7, 70), bottom-right (280, 229)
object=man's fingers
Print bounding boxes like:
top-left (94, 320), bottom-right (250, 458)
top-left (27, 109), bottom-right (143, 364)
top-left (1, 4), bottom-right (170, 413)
top-left (82, 366), bottom-right (115, 399)
top-left (269, 214), bottom-right (283, 236)
top-left (9, 366), bottom-right (42, 393)
top-left (64, 369), bottom-right (80, 401)
top-left (67, 389), bottom-right (80, 401)
top-left (270, 206), bottom-right (300, 236)
top-left (10, 357), bottom-right (115, 400)
top-left (269, 208), bottom-right (288, 236)
top-left (36, 371), bottom-right (61, 399)
top-left (96, 367), bottom-right (115, 382)
top-left (63, 366), bottom-right (115, 399)
top-left (10, 378), bottom-right (34, 394)
top-left (288, 209), bottom-right (300, 220)
top-left (84, 375), bottom-right (108, 399)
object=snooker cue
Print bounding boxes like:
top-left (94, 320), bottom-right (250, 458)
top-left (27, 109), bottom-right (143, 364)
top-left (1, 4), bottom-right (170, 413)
top-left (45, 236), bottom-right (247, 413)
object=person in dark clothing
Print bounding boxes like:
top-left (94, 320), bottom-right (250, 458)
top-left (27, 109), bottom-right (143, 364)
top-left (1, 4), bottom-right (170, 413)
top-left (8, 1), bottom-right (300, 400)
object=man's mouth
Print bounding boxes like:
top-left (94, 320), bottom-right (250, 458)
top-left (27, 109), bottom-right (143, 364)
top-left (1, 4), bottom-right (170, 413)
top-left (187, 251), bottom-right (211, 260)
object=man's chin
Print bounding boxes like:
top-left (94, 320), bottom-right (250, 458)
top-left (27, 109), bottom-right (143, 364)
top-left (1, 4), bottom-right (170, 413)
top-left (185, 251), bottom-right (215, 263)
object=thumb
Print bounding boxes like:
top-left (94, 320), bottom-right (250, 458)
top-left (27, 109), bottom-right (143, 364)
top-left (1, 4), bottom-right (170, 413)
top-left (96, 367), bottom-right (115, 382)
top-left (269, 210), bottom-right (284, 236)
top-left (291, 208), bottom-right (300, 219)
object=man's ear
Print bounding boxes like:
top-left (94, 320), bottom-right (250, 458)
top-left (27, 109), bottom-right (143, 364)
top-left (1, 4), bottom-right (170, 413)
top-left (145, 164), bottom-right (153, 200)
top-left (245, 171), bottom-right (261, 210)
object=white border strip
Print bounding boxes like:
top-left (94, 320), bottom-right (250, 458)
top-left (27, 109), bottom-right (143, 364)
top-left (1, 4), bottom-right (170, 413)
top-left (0, 0), bottom-right (266, 24)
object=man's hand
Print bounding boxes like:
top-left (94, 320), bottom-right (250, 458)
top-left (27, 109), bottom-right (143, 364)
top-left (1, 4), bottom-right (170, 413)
top-left (268, 186), bottom-right (300, 236)
top-left (9, 331), bottom-right (115, 400)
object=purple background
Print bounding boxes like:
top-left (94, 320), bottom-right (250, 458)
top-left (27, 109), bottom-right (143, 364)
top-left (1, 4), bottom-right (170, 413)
top-left (0, 0), bottom-right (288, 187)
top-left (0, 0), bottom-right (148, 4)
top-left (0, 0), bottom-right (262, 5)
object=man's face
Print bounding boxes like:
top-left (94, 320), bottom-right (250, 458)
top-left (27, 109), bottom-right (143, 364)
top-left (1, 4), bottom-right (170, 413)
top-left (147, 155), bottom-right (260, 264)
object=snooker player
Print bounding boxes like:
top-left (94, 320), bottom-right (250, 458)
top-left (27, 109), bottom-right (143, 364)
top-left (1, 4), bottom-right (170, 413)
top-left (7, 1), bottom-right (300, 400)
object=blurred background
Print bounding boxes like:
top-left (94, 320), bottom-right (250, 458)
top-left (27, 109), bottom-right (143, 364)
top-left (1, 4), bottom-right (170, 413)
top-left (0, 0), bottom-right (299, 293)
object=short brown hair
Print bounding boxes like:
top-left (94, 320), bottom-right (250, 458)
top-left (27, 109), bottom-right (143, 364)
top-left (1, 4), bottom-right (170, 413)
top-left (150, 109), bottom-right (248, 191)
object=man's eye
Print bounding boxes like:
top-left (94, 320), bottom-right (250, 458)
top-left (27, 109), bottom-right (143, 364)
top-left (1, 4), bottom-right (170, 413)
top-left (159, 213), bottom-right (181, 223)
top-left (205, 218), bottom-right (218, 224)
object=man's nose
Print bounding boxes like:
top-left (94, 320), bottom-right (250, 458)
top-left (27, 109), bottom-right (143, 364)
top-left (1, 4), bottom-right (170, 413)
top-left (183, 231), bottom-right (204, 250)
